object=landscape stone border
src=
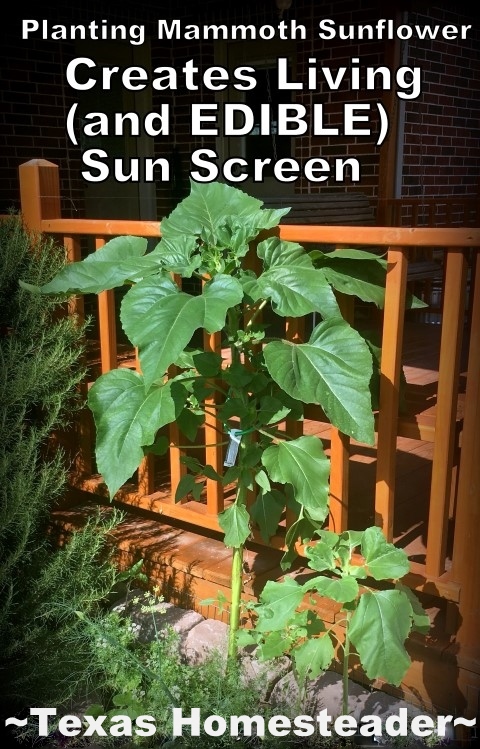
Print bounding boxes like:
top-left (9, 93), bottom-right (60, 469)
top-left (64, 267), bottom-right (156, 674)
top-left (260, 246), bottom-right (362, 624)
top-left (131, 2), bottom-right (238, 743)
top-left (110, 591), bottom-right (443, 746)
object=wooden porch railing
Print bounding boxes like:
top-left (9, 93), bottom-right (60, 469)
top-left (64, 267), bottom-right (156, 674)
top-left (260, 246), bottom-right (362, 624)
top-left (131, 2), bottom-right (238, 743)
top-left (18, 160), bottom-right (480, 682)
top-left (377, 196), bottom-right (480, 228)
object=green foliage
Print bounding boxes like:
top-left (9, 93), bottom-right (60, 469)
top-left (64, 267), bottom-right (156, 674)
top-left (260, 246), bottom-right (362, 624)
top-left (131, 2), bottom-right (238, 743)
top-left (240, 527), bottom-right (429, 701)
top-left (20, 235), bottom-right (159, 295)
top-left (89, 370), bottom-right (179, 498)
top-left (0, 216), bottom-right (121, 712)
top-left (4, 511), bottom-right (124, 708)
top-left (263, 319), bottom-right (375, 443)
top-left (120, 273), bottom-right (244, 387)
top-left (27, 182), bottom-right (387, 557)
top-left (253, 237), bottom-right (341, 318)
top-left (24, 182), bottom-right (427, 674)
top-left (261, 436), bottom-right (331, 521)
top-left (76, 590), bottom-right (279, 748)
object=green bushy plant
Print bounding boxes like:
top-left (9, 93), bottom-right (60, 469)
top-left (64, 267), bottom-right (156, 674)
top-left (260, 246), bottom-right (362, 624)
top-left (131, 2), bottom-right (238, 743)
top-left (5, 510), bottom-right (125, 710)
top-left (23, 183), bottom-right (428, 693)
top-left (239, 526), bottom-right (430, 717)
top-left (73, 589), bottom-right (280, 748)
top-left (0, 216), bottom-right (122, 716)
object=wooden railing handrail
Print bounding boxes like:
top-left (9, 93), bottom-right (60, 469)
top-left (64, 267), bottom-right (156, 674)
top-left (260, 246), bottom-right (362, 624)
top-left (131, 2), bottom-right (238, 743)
top-left (278, 225), bottom-right (479, 247)
top-left (42, 218), bottom-right (161, 237)
top-left (41, 217), bottom-right (480, 248)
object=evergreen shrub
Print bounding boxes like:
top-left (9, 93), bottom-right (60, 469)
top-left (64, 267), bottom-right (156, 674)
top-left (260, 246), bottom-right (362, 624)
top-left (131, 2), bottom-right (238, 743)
top-left (0, 216), bottom-right (121, 716)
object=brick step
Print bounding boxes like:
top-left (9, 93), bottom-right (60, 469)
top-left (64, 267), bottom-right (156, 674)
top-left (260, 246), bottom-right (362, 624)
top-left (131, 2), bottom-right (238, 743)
top-left (49, 500), bottom-right (343, 626)
top-left (48, 499), bottom-right (468, 714)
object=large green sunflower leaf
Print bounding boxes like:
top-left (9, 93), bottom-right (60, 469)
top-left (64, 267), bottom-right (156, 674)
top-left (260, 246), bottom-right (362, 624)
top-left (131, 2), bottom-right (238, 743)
top-left (88, 369), bottom-right (177, 498)
top-left (263, 318), bottom-right (375, 444)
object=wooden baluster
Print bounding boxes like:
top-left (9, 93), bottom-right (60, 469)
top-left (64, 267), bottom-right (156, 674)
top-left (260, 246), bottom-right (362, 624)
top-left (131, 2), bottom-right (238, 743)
top-left (426, 248), bottom-right (468, 577)
top-left (204, 330), bottom-right (224, 515)
top-left (64, 235), bottom-right (92, 478)
top-left (375, 247), bottom-right (408, 540)
top-left (167, 274), bottom-right (186, 502)
top-left (451, 252), bottom-right (480, 666)
top-left (94, 237), bottom-right (120, 495)
top-left (64, 236), bottom-right (84, 318)
top-left (135, 346), bottom-right (156, 498)
top-left (329, 294), bottom-right (354, 533)
top-left (96, 237), bottom-right (117, 374)
top-left (168, 361), bottom-right (186, 503)
top-left (137, 450), bottom-right (155, 497)
top-left (285, 316), bottom-right (305, 537)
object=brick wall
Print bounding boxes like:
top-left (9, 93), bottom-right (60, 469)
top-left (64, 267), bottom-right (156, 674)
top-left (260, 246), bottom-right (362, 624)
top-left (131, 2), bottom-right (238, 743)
top-left (0, 2), bottom-right (160, 217)
top-left (402, 7), bottom-right (480, 198)
top-left (150, 0), bottom-right (387, 203)
top-left (0, 35), bottom-right (82, 216)
top-left (293, 0), bottom-right (385, 195)
top-left (0, 1), bottom-right (478, 219)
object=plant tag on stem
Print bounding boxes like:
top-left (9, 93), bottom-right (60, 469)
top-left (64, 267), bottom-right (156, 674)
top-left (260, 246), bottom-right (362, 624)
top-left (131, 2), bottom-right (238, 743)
top-left (224, 429), bottom-right (242, 467)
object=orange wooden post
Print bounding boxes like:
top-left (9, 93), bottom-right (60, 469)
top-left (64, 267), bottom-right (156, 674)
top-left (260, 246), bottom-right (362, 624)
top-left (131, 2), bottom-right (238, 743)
top-left (18, 161), bottom-right (96, 484)
top-left (18, 162), bottom-right (91, 481)
top-left (165, 274), bottom-right (186, 502)
top-left (204, 330), bottom-right (224, 515)
top-left (425, 248), bottom-right (468, 577)
top-left (451, 252), bottom-right (480, 667)
top-left (64, 235), bottom-right (93, 478)
top-left (168, 364), bottom-right (186, 503)
top-left (329, 294), bottom-right (354, 533)
top-left (95, 237), bottom-right (118, 374)
top-left (19, 159), bottom-right (61, 232)
top-left (134, 348), bottom-right (156, 498)
top-left (285, 316), bottom-right (305, 533)
top-left (375, 247), bottom-right (408, 540)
